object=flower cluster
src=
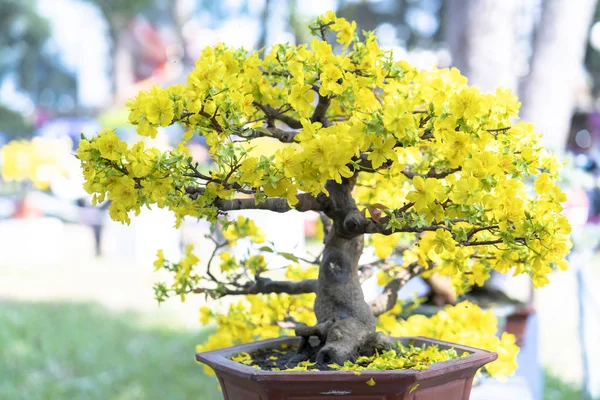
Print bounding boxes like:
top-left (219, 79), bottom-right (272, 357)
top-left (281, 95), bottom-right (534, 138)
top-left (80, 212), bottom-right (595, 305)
top-left (378, 301), bottom-right (519, 380)
top-left (78, 11), bottom-right (570, 293)
top-left (2, 137), bottom-right (73, 190)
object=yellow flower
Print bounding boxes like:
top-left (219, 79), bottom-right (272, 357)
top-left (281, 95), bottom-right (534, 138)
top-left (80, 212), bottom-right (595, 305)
top-left (146, 86), bottom-right (175, 126)
top-left (289, 85), bottom-right (315, 118)
top-left (433, 229), bottom-right (456, 254)
top-left (126, 142), bottom-right (154, 178)
top-left (449, 87), bottom-right (483, 120)
top-left (96, 129), bottom-right (127, 161)
top-left (319, 10), bottom-right (337, 24)
top-left (219, 251), bottom-right (238, 272)
top-left (76, 139), bottom-right (94, 161)
top-left (534, 173), bottom-right (554, 194)
top-left (368, 137), bottom-right (396, 169)
top-left (199, 307), bottom-right (212, 325)
top-left (142, 177), bottom-right (173, 204)
top-left (383, 104), bottom-right (414, 139)
top-left (108, 202), bottom-right (130, 225)
top-left (332, 18), bottom-right (356, 48)
top-left (238, 157), bottom-right (263, 186)
top-left (449, 176), bottom-right (480, 205)
top-left (108, 176), bottom-right (138, 208)
top-left (154, 249), bottom-right (165, 271)
top-left (494, 197), bottom-right (524, 222)
top-left (407, 176), bottom-right (447, 212)
top-left (493, 87), bottom-right (520, 117)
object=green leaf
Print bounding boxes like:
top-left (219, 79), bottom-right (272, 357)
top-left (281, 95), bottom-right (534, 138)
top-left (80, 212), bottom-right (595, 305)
top-left (254, 127), bottom-right (272, 136)
top-left (278, 252), bottom-right (299, 262)
top-left (258, 246), bottom-right (274, 253)
top-left (453, 228), bottom-right (468, 242)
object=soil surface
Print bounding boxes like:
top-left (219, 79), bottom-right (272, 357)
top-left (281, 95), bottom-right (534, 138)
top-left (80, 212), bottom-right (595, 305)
top-left (234, 340), bottom-right (425, 372)
top-left (242, 343), bottom-right (337, 371)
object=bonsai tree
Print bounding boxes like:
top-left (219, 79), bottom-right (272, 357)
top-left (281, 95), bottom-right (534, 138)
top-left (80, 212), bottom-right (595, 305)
top-left (77, 12), bottom-right (571, 379)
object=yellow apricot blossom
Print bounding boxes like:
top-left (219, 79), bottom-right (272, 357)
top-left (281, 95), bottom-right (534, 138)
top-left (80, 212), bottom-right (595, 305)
top-left (96, 129), bottom-right (127, 161)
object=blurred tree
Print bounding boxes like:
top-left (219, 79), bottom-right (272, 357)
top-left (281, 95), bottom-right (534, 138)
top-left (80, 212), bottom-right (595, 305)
top-left (336, 0), bottom-right (445, 50)
top-left (166, 0), bottom-right (190, 64)
top-left (257, 0), bottom-right (274, 51)
top-left (81, 0), bottom-right (155, 98)
top-left (443, 0), bottom-right (598, 152)
top-left (519, 0), bottom-right (598, 151)
top-left (0, 105), bottom-right (33, 138)
top-left (445, 0), bottom-right (520, 92)
top-left (585, 2), bottom-right (600, 97)
top-left (0, 0), bottom-right (76, 114)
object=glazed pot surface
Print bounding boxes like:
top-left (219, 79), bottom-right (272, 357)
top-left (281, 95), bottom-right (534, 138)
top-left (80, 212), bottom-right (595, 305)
top-left (197, 336), bottom-right (497, 399)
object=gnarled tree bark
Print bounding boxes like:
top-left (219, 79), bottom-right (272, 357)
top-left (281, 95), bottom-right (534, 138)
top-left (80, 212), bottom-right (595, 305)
top-left (294, 179), bottom-right (392, 364)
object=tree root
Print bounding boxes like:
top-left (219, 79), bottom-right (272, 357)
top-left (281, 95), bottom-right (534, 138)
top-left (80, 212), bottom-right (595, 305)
top-left (294, 317), bottom-right (394, 365)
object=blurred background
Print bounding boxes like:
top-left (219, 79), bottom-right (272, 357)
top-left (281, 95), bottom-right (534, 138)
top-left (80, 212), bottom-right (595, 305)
top-left (0, 0), bottom-right (599, 399)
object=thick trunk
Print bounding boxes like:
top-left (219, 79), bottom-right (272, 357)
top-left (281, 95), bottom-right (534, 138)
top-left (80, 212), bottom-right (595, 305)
top-left (445, 0), bottom-right (520, 92)
top-left (311, 222), bottom-right (377, 364)
top-left (519, 0), bottom-right (598, 151)
top-left (295, 180), bottom-right (390, 364)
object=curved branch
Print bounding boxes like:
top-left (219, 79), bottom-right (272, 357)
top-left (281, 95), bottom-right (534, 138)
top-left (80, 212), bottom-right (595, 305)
top-left (215, 193), bottom-right (324, 213)
top-left (186, 188), bottom-right (327, 213)
top-left (253, 102), bottom-right (302, 129)
top-left (401, 167), bottom-right (462, 180)
top-left (369, 262), bottom-right (426, 316)
top-left (311, 93), bottom-right (331, 126)
top-left (354, 131), bottom-right (435, 172)
top-left (242, 126), bottom-right (299, 143)
top-left (215, 277), bottom-right (318, 296)
top-left (363, 220), bottom-right (446, 235)
top-left (467, 225), bottom-right (499, 240)
top-left (459, 239), bottom-right (505, 247)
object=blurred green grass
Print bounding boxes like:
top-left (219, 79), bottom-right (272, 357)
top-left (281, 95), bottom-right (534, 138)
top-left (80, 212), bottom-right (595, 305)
top-left (0, 299), bottom-right (596, 400)
top-left (544, 370), bottom-right (599, 400)
top-left (0, 301), bottom-right (220, 400)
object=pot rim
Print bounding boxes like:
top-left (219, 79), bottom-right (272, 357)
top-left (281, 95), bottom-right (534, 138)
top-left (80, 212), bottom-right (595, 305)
top-left (196, 335), bottom-right (497, 382)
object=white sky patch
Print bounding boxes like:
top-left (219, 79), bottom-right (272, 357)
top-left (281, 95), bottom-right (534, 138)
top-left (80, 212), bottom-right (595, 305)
top-left (296, 0), bottom-right (338, 18)
top-left (0, 77), bottom-right (35, 115)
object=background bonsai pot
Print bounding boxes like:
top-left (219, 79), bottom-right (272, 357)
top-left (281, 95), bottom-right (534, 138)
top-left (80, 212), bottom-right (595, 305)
top-left (504, 304), bottom-right (535, 346)
top-left (196, 336), bottom-right (497, 400)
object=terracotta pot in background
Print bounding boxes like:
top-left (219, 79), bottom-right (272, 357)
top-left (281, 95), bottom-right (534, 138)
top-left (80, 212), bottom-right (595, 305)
top-left (504, 304), bottom-right (535, 346)
top-left (197, 336), bottom-right (497, 400)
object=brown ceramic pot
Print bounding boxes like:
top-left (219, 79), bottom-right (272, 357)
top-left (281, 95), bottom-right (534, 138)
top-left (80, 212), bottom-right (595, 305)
top-left (196, 336), bottom-right (497, 399)
top-left (504, 304), bottom-right (535, 346)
